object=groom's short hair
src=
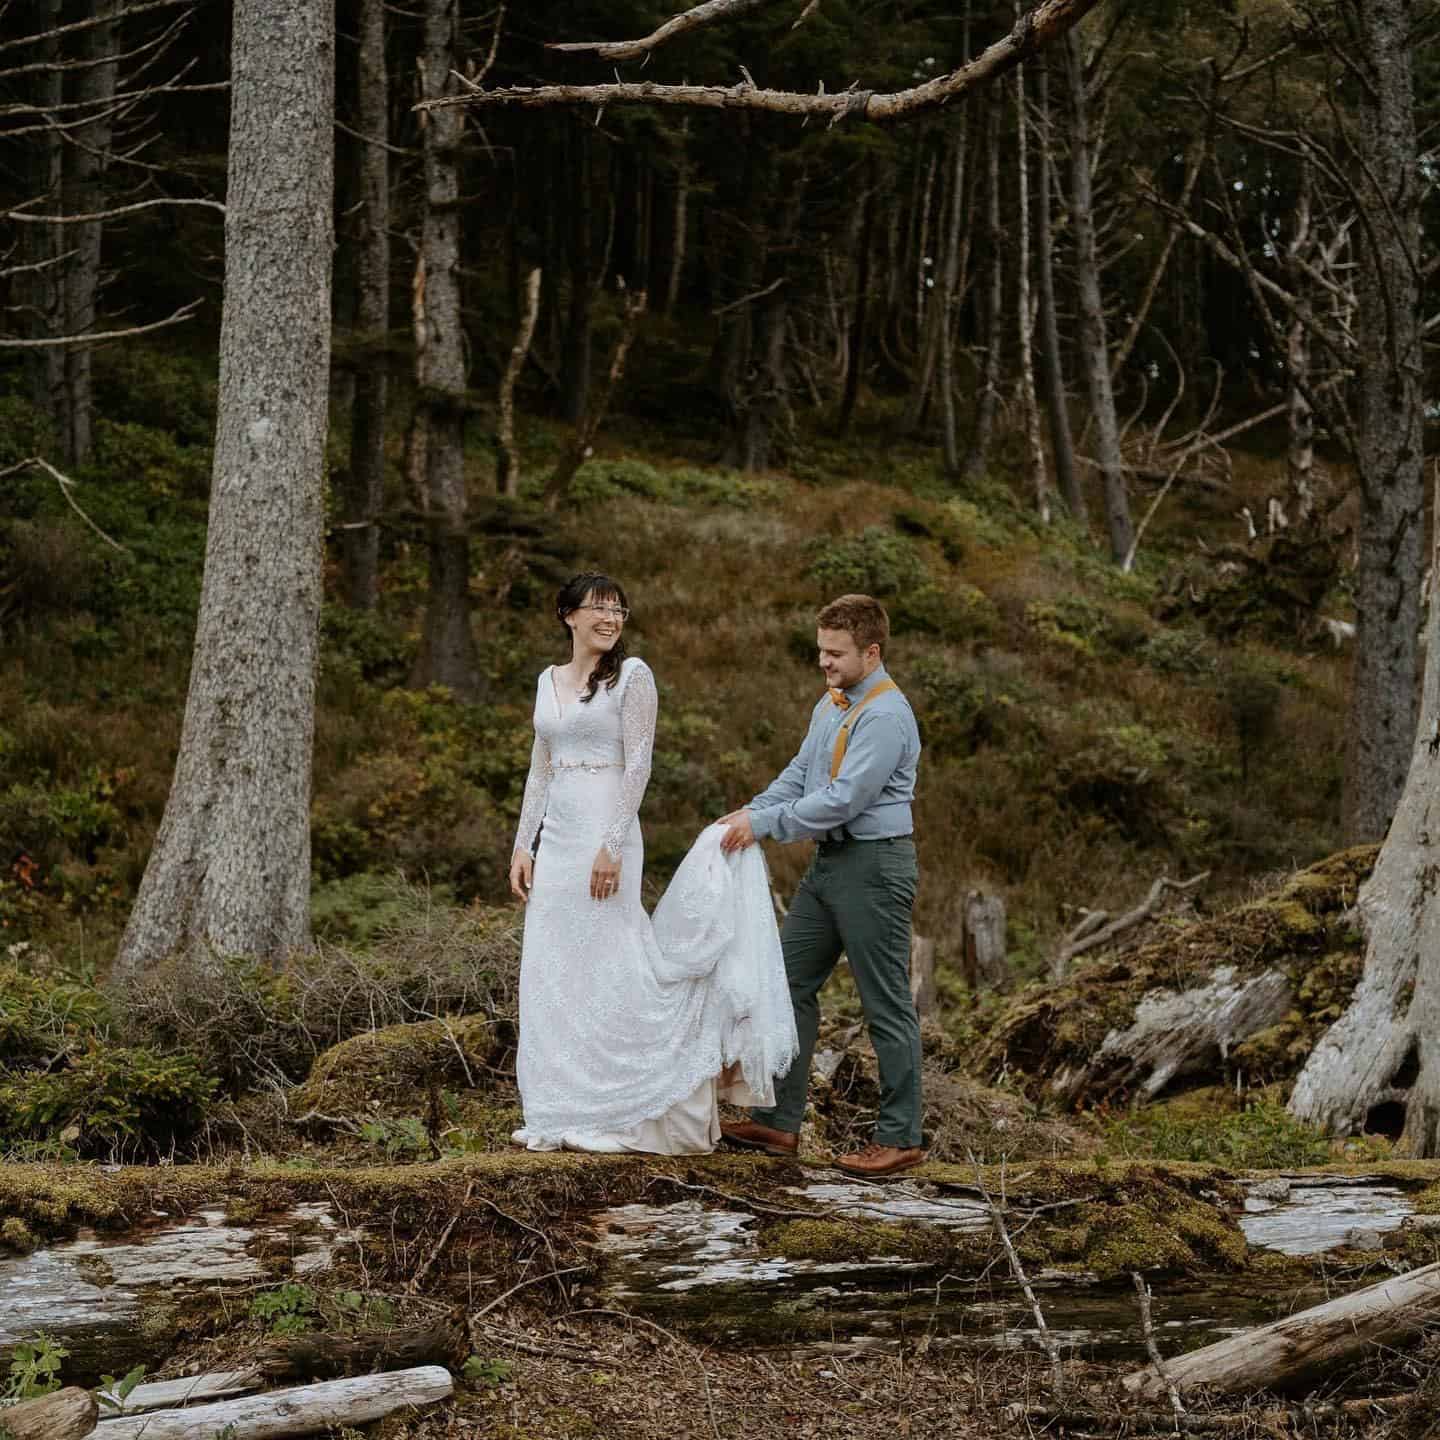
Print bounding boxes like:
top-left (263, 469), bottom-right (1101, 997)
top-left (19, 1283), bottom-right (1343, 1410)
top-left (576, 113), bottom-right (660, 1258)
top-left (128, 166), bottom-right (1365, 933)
top-left (817, 594), bottom-right (889, 655)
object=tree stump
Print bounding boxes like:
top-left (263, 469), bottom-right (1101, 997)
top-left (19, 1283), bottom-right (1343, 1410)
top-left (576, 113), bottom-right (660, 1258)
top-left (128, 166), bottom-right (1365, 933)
top-left (0, 1385), bottom-right (98, 1440)
top-left (961, 891), bottom-right (1007, 991)
top-left (909, 933), bottom-right (937, 1015)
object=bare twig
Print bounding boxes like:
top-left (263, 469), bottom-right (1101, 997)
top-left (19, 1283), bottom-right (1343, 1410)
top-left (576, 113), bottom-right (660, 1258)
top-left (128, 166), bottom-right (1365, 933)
top-left (1052, 871), bottom-right (1210, 981)
top-left (3, 195), bottom-right (224, 224)
top-left (710, 275), bottom-right (786, 316)
top-left (7, 457), bottom-right (130, 553)
top-left (0, 299), bottom-right (201, 349)
top-left (469, 1265), bottom-right (586, 1322)
top-left (408, 1181), bottom-right (475, 1294)
top-left (971, 1155), bottom-right (1064, 1396)
top-left (1132, 1272), bottom-right (1186, 1419)
top-left (547, 0), bottom-right (768, 62)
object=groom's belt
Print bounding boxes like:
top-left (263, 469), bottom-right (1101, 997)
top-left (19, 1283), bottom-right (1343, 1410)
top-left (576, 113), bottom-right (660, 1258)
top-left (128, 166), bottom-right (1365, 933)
top-left (817, 831), bottom-right (913, 852)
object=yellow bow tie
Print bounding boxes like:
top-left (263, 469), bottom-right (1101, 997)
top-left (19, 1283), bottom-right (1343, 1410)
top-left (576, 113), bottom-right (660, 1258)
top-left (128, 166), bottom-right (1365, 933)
top-left (828, 688), bottom-right (851, 710)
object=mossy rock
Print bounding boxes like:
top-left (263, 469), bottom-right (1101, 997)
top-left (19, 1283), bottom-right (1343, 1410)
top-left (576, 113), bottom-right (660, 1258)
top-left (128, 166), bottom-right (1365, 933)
top-left (979, 846), bottom-right (1378, 1102)
top-left (292, 1015), bottom-right (507, 1118)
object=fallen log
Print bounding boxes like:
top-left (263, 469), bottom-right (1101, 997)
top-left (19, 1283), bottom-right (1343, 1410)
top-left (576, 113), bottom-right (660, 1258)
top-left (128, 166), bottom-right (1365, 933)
top-left (0, 1385), bottom-right (98, 1440)
top-left (0, 1204), bottom-right (355, 1383)
top-left (255, 1312), bottom-right (467, 1380)
top-left (98, 1368), bottom-right (264, 1415)
top-left (92, 1364), bottom-right (454, 1439)
top-left (1124, 1259), bottom-right (1440, 1398)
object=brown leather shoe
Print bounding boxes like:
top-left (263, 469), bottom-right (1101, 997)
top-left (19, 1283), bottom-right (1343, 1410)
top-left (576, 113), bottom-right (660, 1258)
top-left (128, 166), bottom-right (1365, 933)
top-left (719, 1119), bottom-right (799, 1157)
top-left (835, 1143), bottom-right (926, 1178)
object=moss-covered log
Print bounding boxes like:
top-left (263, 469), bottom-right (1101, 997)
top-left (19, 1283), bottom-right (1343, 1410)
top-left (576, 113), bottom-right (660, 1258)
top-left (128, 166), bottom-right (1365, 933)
top-left (980, 847), bottom-right (1377, 1106)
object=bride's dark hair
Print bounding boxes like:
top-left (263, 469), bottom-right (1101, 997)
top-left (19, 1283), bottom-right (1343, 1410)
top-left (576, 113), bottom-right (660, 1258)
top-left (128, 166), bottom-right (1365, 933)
top-left (556, 572), bottom-right (630, 702)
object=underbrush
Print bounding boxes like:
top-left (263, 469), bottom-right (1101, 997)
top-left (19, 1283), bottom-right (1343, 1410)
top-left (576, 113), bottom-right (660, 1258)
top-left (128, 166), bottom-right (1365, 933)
top-left (1094, 1092), bottom-right (1337, 1169)
top-left (0, 881), bottom-right (521, 1159)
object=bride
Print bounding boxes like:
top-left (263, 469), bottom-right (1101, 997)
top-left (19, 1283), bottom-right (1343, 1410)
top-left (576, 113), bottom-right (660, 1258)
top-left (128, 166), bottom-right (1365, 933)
top-left (507, 572), bottom-right (797, 1154)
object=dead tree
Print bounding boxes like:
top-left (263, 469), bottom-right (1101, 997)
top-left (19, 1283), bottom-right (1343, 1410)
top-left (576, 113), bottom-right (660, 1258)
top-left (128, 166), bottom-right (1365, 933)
top-left (1062, 26), bottom-right (1132, 560)
top-left (339, 0), bottom-right (391, 611)
top-left (410, 0), bottom-right (483, 699)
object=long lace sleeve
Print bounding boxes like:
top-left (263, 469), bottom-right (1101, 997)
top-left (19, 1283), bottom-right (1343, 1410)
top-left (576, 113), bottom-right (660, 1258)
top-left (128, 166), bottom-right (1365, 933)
top-left (601, 661), bottom-right (658, 861)
top-left (513, 731), bottom-right (553, 857)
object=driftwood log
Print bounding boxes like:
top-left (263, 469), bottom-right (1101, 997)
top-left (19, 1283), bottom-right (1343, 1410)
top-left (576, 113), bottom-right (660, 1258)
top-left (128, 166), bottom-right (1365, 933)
top-left (92, 1365), bottom-right (454, 1439)
top-left (1125, 1259), bottom-right (1440, 1398)
top-left (99, 1368), bottom-right (263, 1415)
top-left (0, 1386), bottom-right (98, 1440)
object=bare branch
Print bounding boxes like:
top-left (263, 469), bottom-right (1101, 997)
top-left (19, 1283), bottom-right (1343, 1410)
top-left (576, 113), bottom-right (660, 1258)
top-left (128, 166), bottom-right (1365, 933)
top-left (546, 0), bottom-right (768, 63)
top-left (0, 10), bottom-right (191, 84)
top-left (3, 196), bottom-right (223, 225)
top-left (4, 458), bottom-right (130, 552)
top-left (0, 298), bottom-right (201, 348)
top-left (792, 0), bottom-right (823, 28)
top-left (0, 0), bottom-right (193, 56)
top-left (425, 0), bottom-right (1105, 125)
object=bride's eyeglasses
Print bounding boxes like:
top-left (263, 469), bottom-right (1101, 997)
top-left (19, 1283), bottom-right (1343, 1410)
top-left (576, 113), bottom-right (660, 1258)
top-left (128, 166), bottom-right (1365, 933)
top-left (580, 604), bottom-right (630, 622)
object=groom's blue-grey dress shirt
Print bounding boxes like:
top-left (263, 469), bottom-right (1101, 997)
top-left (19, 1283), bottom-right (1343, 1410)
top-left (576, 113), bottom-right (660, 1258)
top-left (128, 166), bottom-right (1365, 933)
top-left (748, 665), bottom-right (920, 844)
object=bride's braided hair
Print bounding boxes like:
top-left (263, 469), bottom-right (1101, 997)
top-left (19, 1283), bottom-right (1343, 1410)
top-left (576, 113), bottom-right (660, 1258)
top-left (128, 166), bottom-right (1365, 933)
top-left (556, 572), bottom-right (630, 702)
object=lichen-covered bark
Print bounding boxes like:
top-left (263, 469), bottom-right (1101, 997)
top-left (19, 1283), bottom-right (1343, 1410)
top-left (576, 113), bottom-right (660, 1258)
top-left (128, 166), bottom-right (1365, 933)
top-left (114, 0), bottom-right (334, 978)
top-left (1340, 0), bottom-right (1425, 844)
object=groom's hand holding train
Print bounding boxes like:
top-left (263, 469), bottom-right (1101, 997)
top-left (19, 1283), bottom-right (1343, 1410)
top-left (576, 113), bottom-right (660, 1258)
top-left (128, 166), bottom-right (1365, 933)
top-left (719, 593), bottom-right (925, 1178)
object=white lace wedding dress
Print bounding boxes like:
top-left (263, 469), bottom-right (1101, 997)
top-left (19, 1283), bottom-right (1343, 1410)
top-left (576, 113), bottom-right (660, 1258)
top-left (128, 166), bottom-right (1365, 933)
top-left (511, 657), bottom-right (797, 1154)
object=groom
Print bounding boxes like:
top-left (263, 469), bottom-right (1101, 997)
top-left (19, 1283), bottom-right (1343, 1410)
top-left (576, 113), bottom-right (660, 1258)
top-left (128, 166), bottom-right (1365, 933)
top-left (719, 594), bottom-right (924, 1177)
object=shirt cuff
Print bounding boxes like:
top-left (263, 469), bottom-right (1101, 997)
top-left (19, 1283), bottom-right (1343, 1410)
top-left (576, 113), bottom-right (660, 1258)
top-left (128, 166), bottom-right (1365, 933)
top-left (749, 806), bottom-right (780, 841)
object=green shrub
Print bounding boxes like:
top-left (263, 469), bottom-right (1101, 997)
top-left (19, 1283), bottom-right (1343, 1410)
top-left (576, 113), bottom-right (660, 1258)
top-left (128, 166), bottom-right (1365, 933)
top-left (568, 457), bottom-right (777, 508)
top-left (808, 526), bottom-right (927, 598)
top-left (92, 347), bottom-right (217, 446)
top-left (0, 1044), bottom-right (217, 1156)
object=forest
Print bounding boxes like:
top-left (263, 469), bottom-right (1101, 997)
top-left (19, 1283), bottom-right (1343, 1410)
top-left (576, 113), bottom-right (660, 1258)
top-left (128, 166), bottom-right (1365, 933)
top-left (5, 0), bottom-right (1440, 1435)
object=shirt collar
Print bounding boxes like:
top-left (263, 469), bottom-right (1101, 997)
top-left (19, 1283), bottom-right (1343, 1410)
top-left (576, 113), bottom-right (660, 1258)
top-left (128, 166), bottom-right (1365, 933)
top-left (844, 664), bottom-right (889, 705)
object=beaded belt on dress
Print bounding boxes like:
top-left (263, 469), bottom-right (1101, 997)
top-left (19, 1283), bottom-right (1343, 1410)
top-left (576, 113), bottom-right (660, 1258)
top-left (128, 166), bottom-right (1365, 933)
top-left (553, 761), bottom-right (623, 773)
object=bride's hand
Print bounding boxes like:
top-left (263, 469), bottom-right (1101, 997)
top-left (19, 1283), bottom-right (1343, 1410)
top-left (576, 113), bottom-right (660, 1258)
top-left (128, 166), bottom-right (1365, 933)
top-left (590, 847), bottom-right (622, 901)
top-left (509, 851), bottom-right (533, 904)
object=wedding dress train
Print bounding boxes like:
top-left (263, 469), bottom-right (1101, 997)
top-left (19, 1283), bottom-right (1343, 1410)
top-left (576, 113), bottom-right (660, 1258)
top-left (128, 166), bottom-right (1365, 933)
top-left (511, 658), bottom-right (797, 1154)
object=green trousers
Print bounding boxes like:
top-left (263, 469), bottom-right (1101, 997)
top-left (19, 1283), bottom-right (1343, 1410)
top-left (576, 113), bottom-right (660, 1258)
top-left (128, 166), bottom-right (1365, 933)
top-left (752, 836), bottom-right (923, 1148)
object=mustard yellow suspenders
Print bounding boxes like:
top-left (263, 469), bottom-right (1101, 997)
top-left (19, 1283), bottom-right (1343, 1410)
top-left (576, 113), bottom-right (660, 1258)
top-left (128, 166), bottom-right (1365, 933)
top-left (829, 679), bottom-right (899, 781)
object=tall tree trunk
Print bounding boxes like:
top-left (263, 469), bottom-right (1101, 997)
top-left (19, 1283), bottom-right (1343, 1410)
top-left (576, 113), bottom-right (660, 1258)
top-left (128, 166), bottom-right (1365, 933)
top-left (559, 122), bottom-right (595, 424)
top-left (938, 128), bottom-right (967, 473)
top-left (1013, 22), bottom-right (1049, 522)
top-left (1064, 28), bottom-right (1131, 560)
top-left (663, 118), bottom-right (690, 314)
top-left (23, 0), bottom-right (66, 420)
top-left (961, 106), bottom-right (1002, 481)
top-left (411, 0), bottom-right (481, 698)
top-left (837, 162), bottom-right (876, 437)
top-left (1289, 0), bottom-right (1430, 1148)
top-left (114, 0), bottom-right (334, 980)
top-left (61, 0), bottom-right (118, 465)
top-left (1034, 59), bottom-right (1081, 518)
top-left (1340, 0), bottom-right (1424, 843)
top-left (1284, 160), bottom-right (1316, 526)
top-left (341, 0), bottom-right (390, 611)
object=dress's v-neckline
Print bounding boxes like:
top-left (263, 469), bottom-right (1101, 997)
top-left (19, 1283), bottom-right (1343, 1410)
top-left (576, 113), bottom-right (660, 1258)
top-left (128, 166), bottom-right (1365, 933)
top-left (550, 666), bottom-right (580, 714)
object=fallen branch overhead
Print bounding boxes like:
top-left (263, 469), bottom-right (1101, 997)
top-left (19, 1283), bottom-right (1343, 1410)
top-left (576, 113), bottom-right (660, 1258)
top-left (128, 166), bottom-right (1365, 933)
top-left (422, 0), bottom-right (1104, 125)
top-left (547, 0), bottom-right (768, 62)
